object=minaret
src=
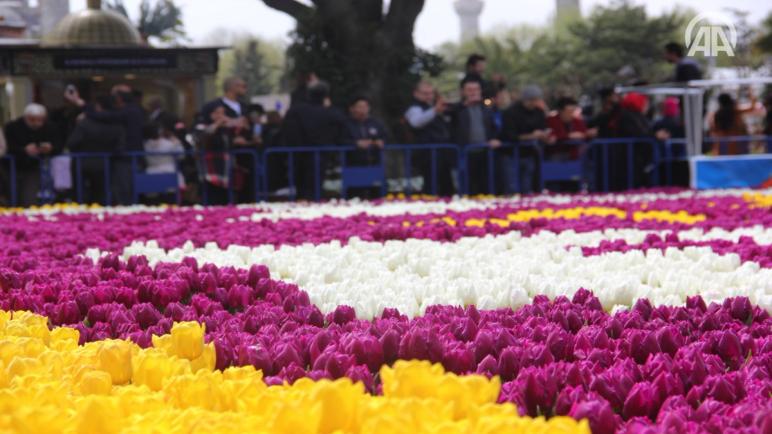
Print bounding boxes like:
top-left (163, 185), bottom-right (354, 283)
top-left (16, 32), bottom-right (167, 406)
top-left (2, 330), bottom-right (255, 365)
top-left (40, 0), bottom-right (70, 36)
top-left (454, 0), bottom-right (483, 43)
top-left (556, 0), bottom-right (580, 23)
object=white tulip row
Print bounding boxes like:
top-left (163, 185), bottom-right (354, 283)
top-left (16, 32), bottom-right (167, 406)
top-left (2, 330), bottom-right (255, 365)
top-left (11, 188), bottom-right (766, 219)
top-left (91, 226), bottom-right (772, 319)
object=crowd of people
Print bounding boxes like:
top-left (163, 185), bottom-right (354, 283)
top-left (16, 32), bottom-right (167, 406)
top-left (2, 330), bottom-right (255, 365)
top-left (1, 42), bottom-right (771, 206)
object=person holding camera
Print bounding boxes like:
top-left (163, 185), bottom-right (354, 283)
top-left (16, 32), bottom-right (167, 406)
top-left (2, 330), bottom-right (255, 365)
top-left (4, 103), bottom-right (62, 206)
top-left (404, 81), bottom-right (454, 196)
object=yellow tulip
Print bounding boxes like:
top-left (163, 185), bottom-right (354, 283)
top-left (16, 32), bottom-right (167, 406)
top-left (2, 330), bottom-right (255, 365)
top-left (0, 311), bottom-right (592, 434)
top-left (78, 370), bottom-right (113, 395)
top-left (97, 340), bottom-right (133, 385)
top-left (170, 322), bottom-right (205, 360)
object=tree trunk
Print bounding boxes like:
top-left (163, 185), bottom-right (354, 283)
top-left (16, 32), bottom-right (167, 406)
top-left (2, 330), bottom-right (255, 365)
top-left (262, 0), bottom-right (425, 122)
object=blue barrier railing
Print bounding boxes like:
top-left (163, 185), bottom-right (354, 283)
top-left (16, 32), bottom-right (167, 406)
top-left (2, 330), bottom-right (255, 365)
top-left (1, 155), bottom-right (17, 207)
top-left (590, 137), bottom-right (660, 191)
top-left (262, 146), bottom-right (384, 201)
top-left (663, 136), bottom-right (772, 185)
top-left (67, 152), bottom-right (113, 205)
top-left (6, 136), bottom-right (769, 207)
top-left (385, 144), bottom-right (459, 197)
top-left (461, 142), bottom-right (543, 194)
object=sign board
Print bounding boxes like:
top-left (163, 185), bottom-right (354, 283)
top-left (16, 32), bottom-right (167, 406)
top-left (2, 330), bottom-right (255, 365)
top-left (53, 52), bottom-right (177, 70)
top-left (690, 155), bottom-right (772, 189)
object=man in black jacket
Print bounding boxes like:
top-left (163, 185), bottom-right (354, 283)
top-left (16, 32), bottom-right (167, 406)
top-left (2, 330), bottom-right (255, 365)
top-left (67, 84), bottom-right (145, 205)
top-left (501, 85), bottom-right (553, 193)
top-left (281, 81), bottom-right (346, 200)
top-left (404, 81), bottom-right (453, 195)
top-left (4, 104), bottom-right (62, 206)
top-left (449, 79), bottom-right (501, 195)
top-left (67, 96), bottom-right (126, 205)
top-left (664, 43), bottom-right (702, 83)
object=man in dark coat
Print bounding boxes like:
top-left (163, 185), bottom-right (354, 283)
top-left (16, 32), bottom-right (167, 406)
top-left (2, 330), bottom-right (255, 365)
top-left (281, 81), bottom-right (346, 200)
top-left (501, 85), bottom-right (553, 193)
top-left (448, 79), bottom-right (501, 195)
top-left (67, 95), bottom-right (126, 205)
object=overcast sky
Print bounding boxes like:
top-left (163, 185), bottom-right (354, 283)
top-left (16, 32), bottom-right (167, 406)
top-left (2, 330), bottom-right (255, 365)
top-left (71, 0), bottom-right (771, 49)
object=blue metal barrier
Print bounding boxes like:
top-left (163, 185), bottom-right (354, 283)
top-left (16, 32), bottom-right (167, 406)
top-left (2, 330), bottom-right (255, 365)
top-left (227, 148), bottom-right (262, 205)
top-left (262, 146), bottom-right (344, 201)
top-left (68, 152), bottom-right (113, 205)
top-left (14, 135), bottom-right (767, 207)
top-left (590, 137), bottom-right (660, 191)
top-left (384, 144), bottom-right (459, 196)
top-left (1, 155), bottom-right (17, 207)
top-left (262, 145), bottom-right (457, 201)
top-left (461, 142), bottom-right (543, 195)
top-left (664, 136), bottom-right (772, 185)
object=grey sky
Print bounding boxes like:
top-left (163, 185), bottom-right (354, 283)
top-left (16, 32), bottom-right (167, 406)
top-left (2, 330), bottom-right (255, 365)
top-left (71, 0), bottom-right (771, 49)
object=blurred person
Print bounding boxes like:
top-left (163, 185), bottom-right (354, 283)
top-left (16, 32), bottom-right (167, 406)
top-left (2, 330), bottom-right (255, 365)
top-left (200, 77), bottom-right (258, 203)
top-left (764, 94), bottom-right (772, 136)
top-left (67, 84), bottom-right (145, 205)
top-left (262, 111), bottom-right (283, 148)
top-left (501, 85), bottom-right (553, 193)
top-left (341, 96), bottom-right (389, 197)
top-left (460, 54), bottom-right (495, 99)
top-left (247, 103), bottom-right (266, 146)
top-left (708, 93), bottom-right (749, 155)
top-left (652, 97), bottom-right (684, 141)
top-left (590, 87), bottom-right (622, 138)
top-left (199, 105), bottom-right (250, 205)
top-left (290, 72), bottom-right (319, 108)
top-left (491, 86), bottom-right (511, 135)
top-left (202, 77), bottom-right (248, 121)
top-left (449, 79), bottom-right (501, 195)
top-left (343, 96), bottom-right (388, 163)
top-left (404, 81), bottom-right (453, 195)
top-left (144, 116), bottom-right (185, 189)
top-left (547, 96), bottom-right (590, 144)
top-left (0, 129), bottom-right (7, 205)
top-left (66, 95), bottom-right (126, 205)
top-left (282, 81), bottom-right (346, 200)
top-left (664, 42), bottom-right (702, 82)
top-left (4, 103), bottom-right (61, 206)
top-left (615, 92), bottom-right (653, 190)
top-left (262, 110), bottom-right (286, 192)
top-left (546, 96), bottom-right (595, 192)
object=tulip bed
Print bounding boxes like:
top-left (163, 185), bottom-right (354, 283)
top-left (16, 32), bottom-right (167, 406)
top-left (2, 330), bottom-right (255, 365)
top-left (0, 189), bottom-right (771, 433)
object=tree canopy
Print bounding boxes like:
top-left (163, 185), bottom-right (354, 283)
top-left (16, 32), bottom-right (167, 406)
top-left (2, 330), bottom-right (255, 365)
top-left (438, 2), bottom-right (689, 99)
top-left (106, 0), bottom-right (187, 45)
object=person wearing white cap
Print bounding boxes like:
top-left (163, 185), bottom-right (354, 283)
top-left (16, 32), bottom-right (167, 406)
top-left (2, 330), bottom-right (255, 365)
top-left (3, 103), bottom-right (62, 206)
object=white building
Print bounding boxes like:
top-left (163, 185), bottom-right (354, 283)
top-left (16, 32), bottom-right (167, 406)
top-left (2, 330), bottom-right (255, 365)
top-left (453, 0), bottom-right (483, 43)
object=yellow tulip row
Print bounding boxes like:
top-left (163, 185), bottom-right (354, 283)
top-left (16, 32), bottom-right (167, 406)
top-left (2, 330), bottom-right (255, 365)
top-left (0, 311), bottom-right (589, 434)
top-left (394, 206), bottom-right (706, 228)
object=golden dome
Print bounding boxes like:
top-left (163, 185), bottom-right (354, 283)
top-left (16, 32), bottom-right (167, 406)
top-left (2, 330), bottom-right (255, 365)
top-left (43, 0), bottom-right (142, 47)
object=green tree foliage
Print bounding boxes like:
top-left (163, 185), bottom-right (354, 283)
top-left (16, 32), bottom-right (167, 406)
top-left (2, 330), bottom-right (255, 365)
top-left (106, 0), bottom-right (187, 44)
top-left (758, 12), bottom-right (772, 54)
top-left (439, 1), bottom-right (689, 98)
top-left (262, 0), bottom-right (443, 127)
top-left (228, 39), bottom-right (274, 97)
top-left (208, 31), bottom-right (286, 96)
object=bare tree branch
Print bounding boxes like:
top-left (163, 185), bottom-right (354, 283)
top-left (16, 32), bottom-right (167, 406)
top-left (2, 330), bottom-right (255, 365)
top-left (262, 0), bottom-right (314, 22)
